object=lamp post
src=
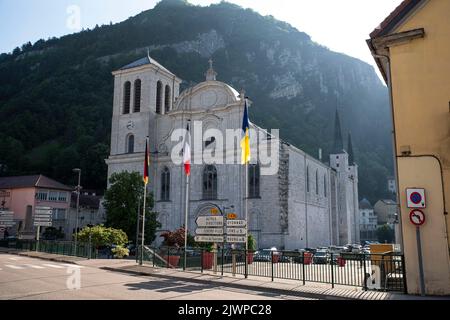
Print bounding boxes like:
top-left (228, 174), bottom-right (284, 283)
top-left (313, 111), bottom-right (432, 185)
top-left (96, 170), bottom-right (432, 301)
top-left (73, 168), bottom-right (81, 256)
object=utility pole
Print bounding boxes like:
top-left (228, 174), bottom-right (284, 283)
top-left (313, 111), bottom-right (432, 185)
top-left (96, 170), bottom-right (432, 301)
top-left (73, 168), bottom-right (81, 256)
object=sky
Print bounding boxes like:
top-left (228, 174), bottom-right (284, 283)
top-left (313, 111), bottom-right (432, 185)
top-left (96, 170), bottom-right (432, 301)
top-left (0, 0), bottom-right (403, 74)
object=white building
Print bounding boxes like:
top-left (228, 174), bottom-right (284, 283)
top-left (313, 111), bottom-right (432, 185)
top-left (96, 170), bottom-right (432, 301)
top-left (359, 198), bottom-right (377, 242)
top-left (105, 56), bottom-right (360, 249)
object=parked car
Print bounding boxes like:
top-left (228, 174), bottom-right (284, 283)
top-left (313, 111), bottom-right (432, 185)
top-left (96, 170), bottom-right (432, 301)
top-left (253, 248), bottom-right (280, 262)
top-left (313, 250), bottom-right (329, 264)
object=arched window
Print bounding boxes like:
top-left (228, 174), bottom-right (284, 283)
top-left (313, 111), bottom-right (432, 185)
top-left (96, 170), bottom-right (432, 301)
top-left (164, 85), bottom-right (171, 113)
top-left (315, 170), bottom-right (319, 195)
top-left (134, 79), bottom-right (141, 113)
top-left (156, 81), bottom-right (162, 114)
top-left (324, 175), bottom-right (327, 197)
top-left (161, 167), bottom-right (170, 201)
top-left (203, 165), bottom-right (217, 200)
top-left (306, 166), bottom-right (310, 193)
top-left (248, 164), bottom-right (260, 198)
top-left (126, 135), bottom-right (134, 154)
top-left (123, 81), bottom-right (131, 114)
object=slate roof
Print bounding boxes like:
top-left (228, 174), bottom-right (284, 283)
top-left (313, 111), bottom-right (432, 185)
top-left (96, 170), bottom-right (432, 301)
top-left (0, 175), bottom-right (73, 191)
top-left (119, 56), bottom-right (175, 76)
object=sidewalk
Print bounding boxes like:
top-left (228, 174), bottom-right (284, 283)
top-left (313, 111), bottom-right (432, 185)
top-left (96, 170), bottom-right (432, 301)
top-left (1, 249), bottom-right (448, 300)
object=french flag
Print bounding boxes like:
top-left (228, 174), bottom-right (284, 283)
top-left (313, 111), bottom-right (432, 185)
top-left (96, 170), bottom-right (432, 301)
top-left (183, 123), bottom-right (191, 176)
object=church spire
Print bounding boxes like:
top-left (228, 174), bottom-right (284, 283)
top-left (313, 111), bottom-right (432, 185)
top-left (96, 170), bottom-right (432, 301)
top-left (348, 132), bottom-right (355, 165)
top-left (332, 108), bottom-right (344, 154)
top-left (205, 58), bottom-right (217, 81)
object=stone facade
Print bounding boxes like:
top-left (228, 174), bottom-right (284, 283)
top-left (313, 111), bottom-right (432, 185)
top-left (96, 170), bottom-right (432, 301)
top-left (106, 56), bottom-right (360, 249)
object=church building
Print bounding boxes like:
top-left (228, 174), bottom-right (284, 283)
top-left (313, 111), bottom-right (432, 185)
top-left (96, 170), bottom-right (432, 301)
top-left (105, 55), bottom-right (360, 249)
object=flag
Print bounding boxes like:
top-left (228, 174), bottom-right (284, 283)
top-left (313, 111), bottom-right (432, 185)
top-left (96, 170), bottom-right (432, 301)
top-left (183, 123), bottom-right (191, 176)
top-left (241, 99), bottom-right (251, 164)
top-left (143, 138), bottom-right (149, 185)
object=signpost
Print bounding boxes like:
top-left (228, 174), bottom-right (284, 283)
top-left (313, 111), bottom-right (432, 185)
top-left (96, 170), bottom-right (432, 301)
top-left (226, 236), bottom-right (246, 243)
top-left (34, 207), bottom-right (53, 251)
top-left (194, 235), bottom-right (224, 243)
top-left (195, 228), bottom-right (224, 235)
top-left (0, 210), bottom-right (14, 228)
top-left (227, 213), bottom-right (237, 220)
top-left (407, 188), bottom-right (426, 297)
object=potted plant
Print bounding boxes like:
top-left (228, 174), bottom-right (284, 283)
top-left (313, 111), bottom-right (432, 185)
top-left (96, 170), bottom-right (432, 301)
top-left (160, 228), bottom-right (186, 268)
top-left (199, 242), bottom-right (214, 269)
top-left (247, 234), bottom-right (256, 264)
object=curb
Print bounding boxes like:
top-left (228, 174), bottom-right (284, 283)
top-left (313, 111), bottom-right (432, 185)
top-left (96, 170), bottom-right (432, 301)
top-left (101, 266), bottom-right (353, 301)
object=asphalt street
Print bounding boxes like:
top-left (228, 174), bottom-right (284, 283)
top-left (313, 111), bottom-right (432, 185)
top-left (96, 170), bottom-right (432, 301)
top-left (0, 253), bottom-right (315, 300)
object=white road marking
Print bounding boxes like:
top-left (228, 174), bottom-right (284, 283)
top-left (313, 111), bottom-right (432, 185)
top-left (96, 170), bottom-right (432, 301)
top-left (24, 264), bottom-right (45, 269)
top-left (42, 264), bottom-right (64, 269)
top-left (61, 264), bottom-right (83, 268)
top-left (5, 264), bottom-right (24, 270)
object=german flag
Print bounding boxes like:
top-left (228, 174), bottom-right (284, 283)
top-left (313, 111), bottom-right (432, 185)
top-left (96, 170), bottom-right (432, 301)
top-left (143, 138), bottom-right (149, 185)
top-left (241, 99), bottom-right (251, 164)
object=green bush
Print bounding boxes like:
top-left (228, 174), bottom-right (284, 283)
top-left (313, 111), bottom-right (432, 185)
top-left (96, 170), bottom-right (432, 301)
top-left (111, 245), bottom-right (129, 258)
top-left (76, 225), bottom-right (128, 248)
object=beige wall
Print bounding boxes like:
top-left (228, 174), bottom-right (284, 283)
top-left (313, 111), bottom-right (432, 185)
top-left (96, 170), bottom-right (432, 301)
top-left (388, 0), bottom-right (450, 295)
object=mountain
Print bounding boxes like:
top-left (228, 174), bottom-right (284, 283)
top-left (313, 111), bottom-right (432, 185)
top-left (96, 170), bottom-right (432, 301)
top-left (0, 0), bottom-right (394, 203)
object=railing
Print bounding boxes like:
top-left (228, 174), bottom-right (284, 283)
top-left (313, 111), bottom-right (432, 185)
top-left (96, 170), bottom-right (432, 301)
top-left (139, 246), bottom-right (406, 293)
top-left (0, 239), bottom-right (97, 259)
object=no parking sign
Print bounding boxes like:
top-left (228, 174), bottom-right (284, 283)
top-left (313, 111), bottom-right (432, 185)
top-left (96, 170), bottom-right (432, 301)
top-left (406, 188), bottom-right (426, 208)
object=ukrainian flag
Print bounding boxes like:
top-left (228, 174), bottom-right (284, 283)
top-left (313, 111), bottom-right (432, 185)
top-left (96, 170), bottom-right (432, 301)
top-left (241, 99), bottom-right (251, 164)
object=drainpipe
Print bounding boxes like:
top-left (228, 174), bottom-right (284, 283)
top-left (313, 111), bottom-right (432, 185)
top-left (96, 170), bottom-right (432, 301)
top-left (372, 53), bottom-right (404, 251)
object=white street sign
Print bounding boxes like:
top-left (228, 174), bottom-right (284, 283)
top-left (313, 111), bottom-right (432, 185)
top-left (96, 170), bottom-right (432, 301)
top-left (195, 228), bottom-right (224, 235)
top-left (196, 216), bottom-right (224, 227)
top-left (226, 228), bottom-right (247, 235)
top-left (226, 236), bottom-right (246, 243)
top-left (227, 220), bottom-right (247, 227)
top-left (34, 221), bottom-right (52, 227)
top-left (195, 235), bottom-right (224, 243)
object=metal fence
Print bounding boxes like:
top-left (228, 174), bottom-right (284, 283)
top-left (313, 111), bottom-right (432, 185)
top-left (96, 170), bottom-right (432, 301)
top-left (0, 239), bottom-right (98, 259)
top-left (140, 247), bottom-right (407, 293)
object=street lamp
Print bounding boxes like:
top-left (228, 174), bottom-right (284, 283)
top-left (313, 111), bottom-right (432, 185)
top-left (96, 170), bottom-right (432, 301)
top-left (73, 168), bottom-right (81, 256)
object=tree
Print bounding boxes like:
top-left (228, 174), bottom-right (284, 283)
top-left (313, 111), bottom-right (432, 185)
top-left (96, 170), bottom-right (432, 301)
top-left (377, 224), bottom-right (395, 243)
top-left (103, 171), bottom-right (161, 244)
top-left (76, 225), bottom-right (128, 247)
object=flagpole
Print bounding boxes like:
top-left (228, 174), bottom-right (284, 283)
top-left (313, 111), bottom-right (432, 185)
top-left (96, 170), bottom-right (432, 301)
top-left (184, 173), bottom-right (190, 270)
top-left (140, 182), bottom-right (147, 266)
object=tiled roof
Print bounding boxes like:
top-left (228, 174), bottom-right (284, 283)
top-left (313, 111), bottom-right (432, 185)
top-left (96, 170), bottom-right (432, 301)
top-left (0, 175), bottom-right (72, 191)
top-left (359, 198), bottom-right (373, 209)
top-left (370, 0), bottom-right (423, 38)
top-left (119, 56), bottom-right (175, 76)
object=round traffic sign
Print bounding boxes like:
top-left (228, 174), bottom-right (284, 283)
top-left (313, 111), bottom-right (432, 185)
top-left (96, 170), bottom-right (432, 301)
top-left (409, 209), bottom-right (426, 226)
top-left (410, 192), bottom-right (422, 205)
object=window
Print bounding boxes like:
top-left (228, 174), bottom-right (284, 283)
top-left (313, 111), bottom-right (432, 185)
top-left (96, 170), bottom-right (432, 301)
top-left (324, 175), bottom-right (327, 197)
top-left (306, 166), bottom-right (310, 192)
top-left (36, 190), bottom-right (47, 201)
top-left (134, 79), bottom-right (141, 113)
top-left (58, 192), bottom-right (68, 202)
top-left (49, 191), bottom-right (58, 201)
top-left (127, 135), bottom-right (134, 154)
top-left (203, 165), bottom-right (218, 200)
top-left (161, 167), bottom-right (170, 201)
top-left (315, 170), bottom-right (319, 195)
top-left (156, 81), bottom-right (162, 114)
top-left (164, 85), bottom-right (171, 113)
top-left (123, 81), bottom-right (131, 114)
top-left (248, 164), bottom-right (260, 198)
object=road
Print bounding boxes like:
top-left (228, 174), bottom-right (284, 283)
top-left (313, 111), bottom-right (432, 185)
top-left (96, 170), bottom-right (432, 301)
top-left (0, 254), bottom-right (315, 300)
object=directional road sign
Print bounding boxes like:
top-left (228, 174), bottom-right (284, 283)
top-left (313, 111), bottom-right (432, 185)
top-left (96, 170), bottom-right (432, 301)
top-left (195, 235), bottom-right (224, 243)
top-left (226, 220), bottom-right (246, 227)
top-left (196, 216), bottom-right (224, 227)
top-left (226, 236), bottom-right (246, 243)
top-left (195, 228), bottom-right (224, 235)
top-left (226, 228), bottom-right (247, 235)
